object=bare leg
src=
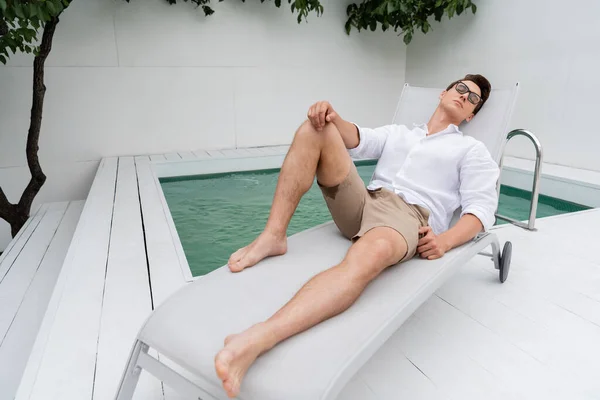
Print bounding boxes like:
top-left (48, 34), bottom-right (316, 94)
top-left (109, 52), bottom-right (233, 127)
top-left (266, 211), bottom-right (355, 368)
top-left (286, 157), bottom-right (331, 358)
top-left (216, 227), bottom-right (408, 397)
top-left (228, 120), bottom-right (352, 272)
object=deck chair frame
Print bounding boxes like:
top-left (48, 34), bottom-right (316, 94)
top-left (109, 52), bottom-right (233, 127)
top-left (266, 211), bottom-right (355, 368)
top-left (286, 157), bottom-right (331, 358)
top-left (116, 82), bottom-right (531, 400)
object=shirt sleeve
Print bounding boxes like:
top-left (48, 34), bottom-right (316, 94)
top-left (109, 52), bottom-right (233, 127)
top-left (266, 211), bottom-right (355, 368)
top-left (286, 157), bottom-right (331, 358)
top-left (459, 142), bottom-right (500, 231)
top-left (347, 123), bottom-right (394, 160)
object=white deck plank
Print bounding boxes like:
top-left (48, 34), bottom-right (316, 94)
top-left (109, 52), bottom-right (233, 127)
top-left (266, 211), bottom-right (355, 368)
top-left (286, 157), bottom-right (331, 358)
top-left (415, 292), bottom-right (571, 399)
top-left (0, 205), bottom-right (39, 266)
top-left (356, 339), bottom-right (450, 400)
top-left (93, 157), bottom-right (162, 400)
top-left (23, 158), bottom-right (118, 400)
top-left (205, 150), bottom-right (226, 158)
top-left (256, 146), bottom-right (278, 155)
top-left (242, 148), bottom-right (265, 157)
top-left (147, 159), bottom-right (193, 282)
top-left (270, 145), bottom-right (290, 154)
top-left (0, 202), bottom-right (68, 342)
top-left (480, 269), bottom-right (600, 395)
top-left (218, 149), bottom-right (243, 158)
top-left (165, 153), bottom-right (182, 161)
top-left (334, 374), bottom-right (379, 400)
top-left (390, 314), bottom-right (516, 400)
top-left (150, 154), bottom-right (167, 162)
top-left (136, 156), bottom-right (190, 400)
top-left (0, 201), bottom-right (83, 400)
top-left (191, 150), bottom-right (211, 160)
top-left (135, 156), bottom-right (187, 305)
top-left (246, 147), bottom-right (267, 154)
top-left (435, 256), bottom-right (600, 397)
top-left (0, 204), bottom-right (50, 282)
top-left (487, 222), bottom-right (600, 327)
top-left (178, 151), bottom-right (196, 160)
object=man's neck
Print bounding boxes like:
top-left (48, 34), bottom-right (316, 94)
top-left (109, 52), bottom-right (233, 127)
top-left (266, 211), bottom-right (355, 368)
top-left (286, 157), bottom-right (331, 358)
top-left (426, 108), bottom-right (461, 136)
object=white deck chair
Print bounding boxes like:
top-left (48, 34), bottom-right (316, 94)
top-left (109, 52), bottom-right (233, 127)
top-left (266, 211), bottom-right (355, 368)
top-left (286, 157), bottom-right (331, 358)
top-left (116, 83), bottom-right (520, 400)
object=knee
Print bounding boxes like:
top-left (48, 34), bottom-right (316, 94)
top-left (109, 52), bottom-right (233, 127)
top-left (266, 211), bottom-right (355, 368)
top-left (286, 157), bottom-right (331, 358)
top-left (346, 237), bottom-right (398, 282)
top-left (296, 120), bottom-right (317, 138)
top-left (368, 237), bottom-right (398, 265)
top-left (296, 120), bottom-right (338, 140)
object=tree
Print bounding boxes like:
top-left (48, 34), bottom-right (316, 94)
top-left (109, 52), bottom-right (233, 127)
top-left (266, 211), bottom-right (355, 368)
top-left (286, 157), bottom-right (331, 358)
top-left (0, 0), bottom-right (71, 237)
top-left (345, 0), bottom-right (478, 44)
top-left (0, 0), bottom-right (476, 238)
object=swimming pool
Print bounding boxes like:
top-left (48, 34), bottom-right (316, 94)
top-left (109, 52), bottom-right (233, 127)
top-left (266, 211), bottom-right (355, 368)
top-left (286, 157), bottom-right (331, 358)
top-left (160, 163), bottom-right (591, 276)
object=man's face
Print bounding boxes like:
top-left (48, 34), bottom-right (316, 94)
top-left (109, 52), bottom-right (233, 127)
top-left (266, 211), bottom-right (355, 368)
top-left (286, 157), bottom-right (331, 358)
top-left (439, 80), bottom-right (482, 123)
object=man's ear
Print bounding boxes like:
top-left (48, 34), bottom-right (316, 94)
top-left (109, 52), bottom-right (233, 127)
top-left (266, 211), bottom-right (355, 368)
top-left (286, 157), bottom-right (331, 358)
top-left (465, 113), bottom-right (475, 123)
top-left (439, 90), bottom-right (447, 100)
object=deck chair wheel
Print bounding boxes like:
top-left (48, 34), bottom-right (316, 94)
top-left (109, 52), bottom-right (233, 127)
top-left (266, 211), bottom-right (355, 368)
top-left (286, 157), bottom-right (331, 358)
top-left (499, 241), bottom-right (512, 283)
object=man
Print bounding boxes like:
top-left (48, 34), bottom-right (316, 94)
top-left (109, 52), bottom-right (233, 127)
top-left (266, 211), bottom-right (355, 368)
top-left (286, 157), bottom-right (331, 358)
top-left (215, 74), bottom-right (500, 398)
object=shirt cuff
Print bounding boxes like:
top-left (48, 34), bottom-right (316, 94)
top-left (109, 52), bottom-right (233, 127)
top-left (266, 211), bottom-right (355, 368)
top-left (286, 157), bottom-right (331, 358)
top-left (347, 123), bottom-right (365, 159)
top-left (461, 206), bottom-right (494, 232)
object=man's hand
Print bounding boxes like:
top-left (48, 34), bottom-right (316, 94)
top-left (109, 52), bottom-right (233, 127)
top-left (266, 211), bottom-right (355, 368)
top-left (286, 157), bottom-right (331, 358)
top-left (417, 226), bottom-right (451, 260)
top-left (307, 101), bottom-right (339, 131)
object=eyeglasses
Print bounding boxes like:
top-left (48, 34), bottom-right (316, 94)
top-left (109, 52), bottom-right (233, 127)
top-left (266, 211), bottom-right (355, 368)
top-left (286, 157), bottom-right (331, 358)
top-left (454, 81), bottom-right (482, 105)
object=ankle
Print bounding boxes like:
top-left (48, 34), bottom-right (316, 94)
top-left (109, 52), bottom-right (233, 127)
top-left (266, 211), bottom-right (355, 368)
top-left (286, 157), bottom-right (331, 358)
top-left (263, 226), bottom-right (287, 240)
top-left (253, 322), bottom-right (279, 353)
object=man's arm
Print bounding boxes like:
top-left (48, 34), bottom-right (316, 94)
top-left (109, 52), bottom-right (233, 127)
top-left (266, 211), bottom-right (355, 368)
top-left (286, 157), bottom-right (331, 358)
top-left (307, 101), bottom-right (394, 160)
top-left (332, 118), bottom-right (360, 149)
top-left (418, 142), bottom-right (500, 260)
top-left (417, 215), bottom-right (482, 260)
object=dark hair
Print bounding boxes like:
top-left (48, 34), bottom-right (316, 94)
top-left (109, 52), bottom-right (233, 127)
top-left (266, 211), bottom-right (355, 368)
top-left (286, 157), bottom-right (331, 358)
top-left (446, 74), bottom-right (491, 115)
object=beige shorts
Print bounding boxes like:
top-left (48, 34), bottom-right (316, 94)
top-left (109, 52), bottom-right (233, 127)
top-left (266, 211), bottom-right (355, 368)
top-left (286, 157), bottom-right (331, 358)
top-left (318, 164), bottom-right (431, 262)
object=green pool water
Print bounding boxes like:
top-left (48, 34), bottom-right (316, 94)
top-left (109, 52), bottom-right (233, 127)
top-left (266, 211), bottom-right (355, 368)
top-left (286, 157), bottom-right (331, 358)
top-left (160, 163), bottom-right (591, 277)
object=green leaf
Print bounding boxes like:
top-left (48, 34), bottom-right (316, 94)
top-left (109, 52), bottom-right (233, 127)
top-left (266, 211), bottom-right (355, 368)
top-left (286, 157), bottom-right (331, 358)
top-left (472, 3), bottom-right (477, 13)
top-left (403, 31), bottom-right (412, 45)
top-left (0, 54), bottom-right (6, 64)
top-left (47, 2), bottom-right (57, 15)
top-left (4, 7), bottom-right (14, 20)
top-left (0, 0), bottom-right (7, 12)
top-left (39, 8), bottom-right (50, 21)
top-left (344, 19), bottom-right (352, 35)
top-left (369, 19), bottom-right (377, 31)
top-left (14, 4), bottom-right (25, 18)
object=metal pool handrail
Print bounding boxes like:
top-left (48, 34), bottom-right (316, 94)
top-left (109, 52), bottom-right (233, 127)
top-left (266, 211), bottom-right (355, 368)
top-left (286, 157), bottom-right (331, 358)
top-left (495, 129), bottom-right (544, 231)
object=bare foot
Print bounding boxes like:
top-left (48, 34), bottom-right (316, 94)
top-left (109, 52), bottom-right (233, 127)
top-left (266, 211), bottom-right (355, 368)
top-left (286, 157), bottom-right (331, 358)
top-left (228, 230), bottom-right (287, 272)
top-left (214, 324), bottom-right (275, 398)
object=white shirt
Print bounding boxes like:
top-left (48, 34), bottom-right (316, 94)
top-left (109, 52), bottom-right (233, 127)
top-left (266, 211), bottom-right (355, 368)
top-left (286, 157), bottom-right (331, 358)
top-left (348, 123), bottom-right (500, 234)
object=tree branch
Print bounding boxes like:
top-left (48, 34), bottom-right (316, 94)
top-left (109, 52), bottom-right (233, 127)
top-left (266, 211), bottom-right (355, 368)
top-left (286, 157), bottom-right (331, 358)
top-left (17, 15), bottom-right (61, 215)
top-left (0, 186), bottom-right (14, 221)
top-left (0, 18), bottom-right (8, 37)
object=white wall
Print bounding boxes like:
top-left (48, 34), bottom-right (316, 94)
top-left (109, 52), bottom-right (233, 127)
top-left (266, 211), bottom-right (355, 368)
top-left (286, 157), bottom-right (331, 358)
top-left (0, 0), bottom-right (407, 250)
top-left (405, 0), bottom-right (600, 173)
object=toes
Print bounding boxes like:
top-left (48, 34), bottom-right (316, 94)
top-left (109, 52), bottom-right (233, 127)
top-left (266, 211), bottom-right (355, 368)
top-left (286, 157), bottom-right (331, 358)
top-left (224, 378), bottom-right (240, 398)
top-left (214, 351), bottom-right (231, 381)
top-left (228, 247), bottom-right (246, 266)
top-left (224, 334), bottom-right (236, 346)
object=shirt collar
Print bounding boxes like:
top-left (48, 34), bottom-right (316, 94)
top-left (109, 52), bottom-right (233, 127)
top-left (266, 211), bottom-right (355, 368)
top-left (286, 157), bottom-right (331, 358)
top-left (413, 122), bottom-right (463, 136)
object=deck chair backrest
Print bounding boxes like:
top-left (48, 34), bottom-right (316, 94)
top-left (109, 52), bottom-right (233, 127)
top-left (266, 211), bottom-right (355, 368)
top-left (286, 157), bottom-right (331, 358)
top-left (392, 83), bottom-right (520, 163)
